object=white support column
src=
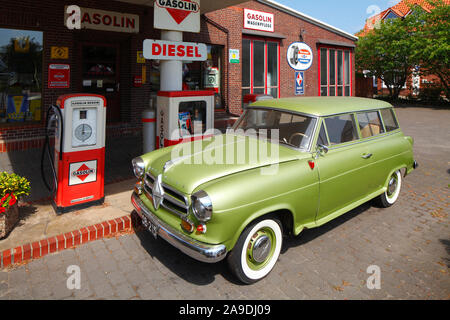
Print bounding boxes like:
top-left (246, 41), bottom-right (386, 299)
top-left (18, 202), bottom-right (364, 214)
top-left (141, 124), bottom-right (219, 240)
top-left (160, 30), bottom-right (183, 91)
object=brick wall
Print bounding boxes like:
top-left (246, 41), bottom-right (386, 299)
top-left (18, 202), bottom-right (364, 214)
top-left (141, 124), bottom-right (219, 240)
top-left (202, 1), bottom-right (357, 114)
top-left (0, 0), bottom-right (357, 151)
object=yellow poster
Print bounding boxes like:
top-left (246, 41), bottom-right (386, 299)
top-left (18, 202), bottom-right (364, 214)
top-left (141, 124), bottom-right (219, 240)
top-left (137, 51), bottom-right (145, 64)
top-left (51, 46), bottom-right (69, 59)
top-left (142, 65), bottom-right (147, 84)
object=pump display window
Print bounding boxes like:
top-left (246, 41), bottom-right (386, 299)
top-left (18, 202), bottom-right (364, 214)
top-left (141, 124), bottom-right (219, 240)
top-left (0, 28), bottom-right (43, 124)
top-left (178, 101), bottom-right (207, 137)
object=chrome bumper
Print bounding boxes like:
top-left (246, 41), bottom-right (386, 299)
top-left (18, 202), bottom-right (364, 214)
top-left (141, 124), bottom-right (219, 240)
top-left (131, 192), bottom-right (227, 263)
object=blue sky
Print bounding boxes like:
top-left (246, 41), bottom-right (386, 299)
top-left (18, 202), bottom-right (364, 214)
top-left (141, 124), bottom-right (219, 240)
top-left (274, 0), bottom-right (401, 34)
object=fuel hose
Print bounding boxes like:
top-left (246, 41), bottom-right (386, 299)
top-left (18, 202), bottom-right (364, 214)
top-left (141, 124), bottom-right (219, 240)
top-left (40, 105), bottom-right (63, 195)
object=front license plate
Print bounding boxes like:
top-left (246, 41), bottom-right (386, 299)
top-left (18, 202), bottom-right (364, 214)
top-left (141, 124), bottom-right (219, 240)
top-left (142, 216), bottom-right (159, 239)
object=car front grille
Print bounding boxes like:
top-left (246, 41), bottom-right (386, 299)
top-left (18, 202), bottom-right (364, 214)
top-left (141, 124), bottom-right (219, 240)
top-left (144, 172), bottom-right (189, 218)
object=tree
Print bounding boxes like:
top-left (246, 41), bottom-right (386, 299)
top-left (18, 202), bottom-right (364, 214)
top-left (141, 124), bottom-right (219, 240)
top-left (356, 16), bottom-right (417, 99)
top-left (409, 0), bottom-right (450, 98)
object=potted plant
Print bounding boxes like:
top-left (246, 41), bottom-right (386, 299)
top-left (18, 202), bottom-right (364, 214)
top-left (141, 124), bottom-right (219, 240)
top-left (0, 172), bottom-right (30, 239)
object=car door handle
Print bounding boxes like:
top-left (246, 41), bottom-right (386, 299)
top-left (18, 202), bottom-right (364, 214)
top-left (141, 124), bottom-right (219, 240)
top-left (361, 153), bottom-right (373, 159)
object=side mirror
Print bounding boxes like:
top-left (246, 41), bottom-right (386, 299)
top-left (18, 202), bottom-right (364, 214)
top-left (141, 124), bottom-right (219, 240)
top-left (318, 144), bottom-right (329, 154)
top-left (315, 144), bottom-right (329, 159)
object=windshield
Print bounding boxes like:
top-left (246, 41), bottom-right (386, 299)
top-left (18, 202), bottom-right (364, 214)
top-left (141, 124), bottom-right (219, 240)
top-left (233, 108), bottom-right (317, 150)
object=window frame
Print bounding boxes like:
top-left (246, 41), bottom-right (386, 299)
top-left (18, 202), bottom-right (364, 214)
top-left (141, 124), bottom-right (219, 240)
top-left (315, 108), bottom-right (402, 150)
top-left (242, 36), bottom-right (281, 100)
top-left (0, 26), bottom-right (45, 127)
top-left (318, 45), bottom-right (353, 97)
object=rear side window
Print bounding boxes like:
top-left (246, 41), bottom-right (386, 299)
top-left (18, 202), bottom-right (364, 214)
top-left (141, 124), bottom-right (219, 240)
top-left (380, 108), bottom-right (399, 132)
top-left (324, 114), bottom-right (358, 145)
top-left (357, 111), bottom-right (385, 138)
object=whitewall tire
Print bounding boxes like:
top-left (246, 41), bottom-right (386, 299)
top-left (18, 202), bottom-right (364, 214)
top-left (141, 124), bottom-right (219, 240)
top-left (377, 170), bottom-right (402, 207)
top-left (227, 218), bottom-right (283, 284)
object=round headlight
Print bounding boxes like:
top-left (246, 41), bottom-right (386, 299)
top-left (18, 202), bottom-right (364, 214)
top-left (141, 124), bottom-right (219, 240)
top-left (132, 157), bottom-right (145, 179)
top-left (191, 190), bottom-right (213, 222)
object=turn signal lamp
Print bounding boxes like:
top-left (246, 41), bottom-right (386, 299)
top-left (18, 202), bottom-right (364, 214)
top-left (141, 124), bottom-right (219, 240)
top-left (181, 219), bottom-right (194, 233)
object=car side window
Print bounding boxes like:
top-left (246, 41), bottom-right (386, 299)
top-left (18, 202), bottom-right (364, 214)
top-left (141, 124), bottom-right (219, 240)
top-left (324, 114), bottom-right (358, 145)
top-left (317, 123), bottom-right (329, 146)
top-left (357, 111), bottom-right (385, 138)
top-left (380, 108), bottom-right (399, 132)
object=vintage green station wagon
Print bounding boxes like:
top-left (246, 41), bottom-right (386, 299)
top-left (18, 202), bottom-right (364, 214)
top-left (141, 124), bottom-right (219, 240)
top-left (131, 97), bottom-right (417, 284)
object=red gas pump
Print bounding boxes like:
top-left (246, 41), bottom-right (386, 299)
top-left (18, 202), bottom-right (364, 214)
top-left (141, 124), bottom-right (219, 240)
top-left (41, 94), bottom-right (107, 213)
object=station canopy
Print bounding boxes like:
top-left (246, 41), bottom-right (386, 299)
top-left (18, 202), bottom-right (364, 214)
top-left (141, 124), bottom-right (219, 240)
top-left (116, 0), bottom-right (248, 14)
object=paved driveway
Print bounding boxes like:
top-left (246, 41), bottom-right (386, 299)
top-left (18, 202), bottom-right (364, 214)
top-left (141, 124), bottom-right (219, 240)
top-left (0, 106), bottom-right (449, 300)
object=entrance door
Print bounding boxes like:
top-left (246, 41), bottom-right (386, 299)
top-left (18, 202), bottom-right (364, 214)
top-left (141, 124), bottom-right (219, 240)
top-left (81, 44), bottom-right (120, 122)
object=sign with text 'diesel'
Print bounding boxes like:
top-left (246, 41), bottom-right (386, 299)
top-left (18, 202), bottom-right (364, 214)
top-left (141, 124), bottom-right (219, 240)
top-left (143, 39), bottom-right (207, 61)
top-left (154, 0), bottom-right (200, 33)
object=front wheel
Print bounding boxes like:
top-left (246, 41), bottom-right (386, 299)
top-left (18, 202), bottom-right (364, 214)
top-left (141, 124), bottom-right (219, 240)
top-left (227, 218), bottom-right (283, 284)
top-left (376, 170), bottom-right (402, 207)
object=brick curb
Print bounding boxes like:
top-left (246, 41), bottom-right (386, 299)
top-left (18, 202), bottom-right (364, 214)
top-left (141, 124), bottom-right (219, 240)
top-left (0, 214), bottom-right (142, 269)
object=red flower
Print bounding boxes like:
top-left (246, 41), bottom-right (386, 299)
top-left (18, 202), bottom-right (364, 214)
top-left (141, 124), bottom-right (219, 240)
top-left (0, 207), bottom-right (5, 214)
top-left (0, 193), bottom-right (9, 204)
top-left (9, 193), bottom-right (16, 207)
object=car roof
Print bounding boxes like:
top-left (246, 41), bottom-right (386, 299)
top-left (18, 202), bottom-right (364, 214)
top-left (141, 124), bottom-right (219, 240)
top-left (249, 97), bottom-right (393, 117)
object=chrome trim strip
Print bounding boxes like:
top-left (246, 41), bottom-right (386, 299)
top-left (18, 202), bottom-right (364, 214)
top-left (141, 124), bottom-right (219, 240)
top-left (131, 192), bottom-right (227, 263)
top-left (325, 130), bottom-right (401, 151)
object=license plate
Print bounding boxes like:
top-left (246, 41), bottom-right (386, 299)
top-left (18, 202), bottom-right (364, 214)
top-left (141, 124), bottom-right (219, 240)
top-left (141, 216), bottom-right (159, 239)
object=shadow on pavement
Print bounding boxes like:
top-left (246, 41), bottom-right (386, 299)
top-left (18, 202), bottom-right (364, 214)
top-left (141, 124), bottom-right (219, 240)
top-left (131, 210), bottom-right (235, 286)
top-left (439, 239), bottom-right (450, 268)
top-left (131, 202), bottom-right (374, 286)
top-left (282, 202), bottom-right (372, 253)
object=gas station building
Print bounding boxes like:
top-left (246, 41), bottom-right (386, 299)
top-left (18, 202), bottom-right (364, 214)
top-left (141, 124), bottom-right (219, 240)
top-left (0, 0), bottom-right (358, 153)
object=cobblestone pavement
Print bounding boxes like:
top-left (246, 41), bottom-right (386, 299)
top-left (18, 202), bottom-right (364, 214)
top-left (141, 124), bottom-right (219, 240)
top-left (0, 106), bottom-right (448, 300)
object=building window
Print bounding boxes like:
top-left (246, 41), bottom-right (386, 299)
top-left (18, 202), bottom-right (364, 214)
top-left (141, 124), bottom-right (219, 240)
top-left (242, 37), bottom-right (280, 105)
top-left (319, 47), bottom-right (352, 97)
top-left (181, 45), bottom-right (224, 109)
top-left (0, 28), bottom-right (43, 123)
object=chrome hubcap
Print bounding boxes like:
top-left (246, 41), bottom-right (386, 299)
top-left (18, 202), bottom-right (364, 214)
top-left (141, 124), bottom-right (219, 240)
top-left (388, 176), bottom-right (397, 196)
top-left (251, 235), bottom-right (271, 263)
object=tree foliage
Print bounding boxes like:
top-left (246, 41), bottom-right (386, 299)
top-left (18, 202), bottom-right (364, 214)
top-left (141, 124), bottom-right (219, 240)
top-left (410, 0), bottom-right (449, 98)
top-left (356, 0), bottom-right (449, 99)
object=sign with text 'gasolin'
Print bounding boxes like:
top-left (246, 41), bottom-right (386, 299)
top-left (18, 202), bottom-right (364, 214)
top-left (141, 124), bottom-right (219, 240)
top-left (143, 39), bottom-right (207, 61)
top-left (154, 0), bottom-right (200, 33)
top-left (69, 160), bottom-right (97, 186)
top-left (64, 6), bottom-right (139, 33)
top-left (244, 8), bottom-right (274, 32)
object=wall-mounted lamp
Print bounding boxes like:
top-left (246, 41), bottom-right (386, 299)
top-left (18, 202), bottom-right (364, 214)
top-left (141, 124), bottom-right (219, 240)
top-left (299, 29), bottom-right (307, 42)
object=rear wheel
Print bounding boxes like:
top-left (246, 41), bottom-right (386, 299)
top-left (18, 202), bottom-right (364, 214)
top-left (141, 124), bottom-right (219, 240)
top-left (376, 170), bottom-right (402, 207)
top-left (227, 218), bottom-right (283, 284)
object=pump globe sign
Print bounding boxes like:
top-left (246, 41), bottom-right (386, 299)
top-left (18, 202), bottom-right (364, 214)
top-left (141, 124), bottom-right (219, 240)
top-left (287, 42), bottom-right (314, 71)
top-left (154, 0), bottom-right (200, 33)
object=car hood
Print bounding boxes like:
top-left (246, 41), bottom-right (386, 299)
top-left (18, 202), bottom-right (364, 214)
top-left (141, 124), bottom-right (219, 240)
top-left (144, 133), bottom-right (306, 194)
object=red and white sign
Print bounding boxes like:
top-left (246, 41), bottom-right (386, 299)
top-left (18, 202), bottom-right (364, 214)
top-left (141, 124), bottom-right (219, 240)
top-left (154, 0), bottom-right (200, 33)
top-left (69, 160), bottom-right (97, 186)
top-left (244, 8), bottom-right (274, 32)
top-left (143, 39), bottom-right (207, 61)
top-left (48, 64), bottom-right (70, 88)
top-left (64, 6), bottom-right (139, 33)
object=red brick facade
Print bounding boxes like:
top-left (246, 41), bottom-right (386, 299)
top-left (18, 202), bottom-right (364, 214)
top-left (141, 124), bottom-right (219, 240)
top-left (0, 0), bottom-right (356, 152)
